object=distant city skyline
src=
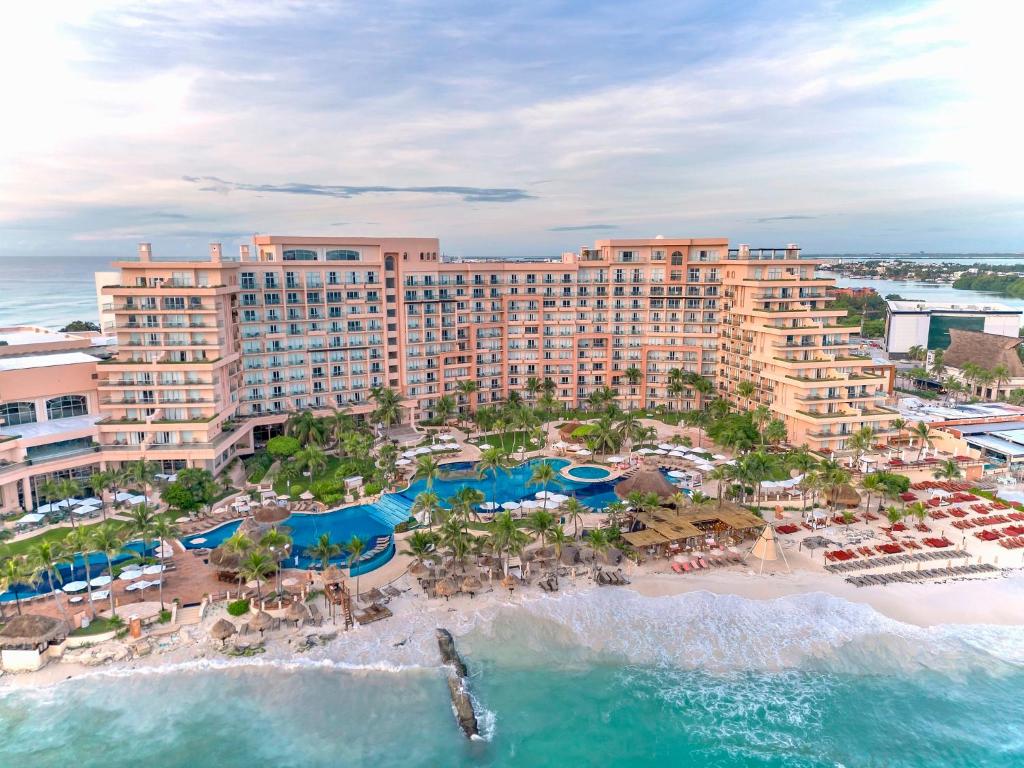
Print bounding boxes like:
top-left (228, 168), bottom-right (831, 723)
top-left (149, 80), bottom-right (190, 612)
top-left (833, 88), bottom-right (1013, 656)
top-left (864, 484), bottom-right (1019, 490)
top-left (0, 0), bottom-right (1021, 258)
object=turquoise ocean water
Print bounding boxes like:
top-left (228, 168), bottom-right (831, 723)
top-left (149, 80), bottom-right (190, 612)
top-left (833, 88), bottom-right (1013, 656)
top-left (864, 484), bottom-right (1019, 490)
top-left (2, 588), bottom-right (1022, 767)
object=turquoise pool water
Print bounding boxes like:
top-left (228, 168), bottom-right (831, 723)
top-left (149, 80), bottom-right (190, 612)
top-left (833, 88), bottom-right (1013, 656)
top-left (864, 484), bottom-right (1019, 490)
top-left (182, 507), bottom-right (393, 576)
top-left (0, 541), bottom-right (150, 603)
top-left (180, 457), bottom-right (627, 574)
top-left (566, 465), bottom-right (612, 480)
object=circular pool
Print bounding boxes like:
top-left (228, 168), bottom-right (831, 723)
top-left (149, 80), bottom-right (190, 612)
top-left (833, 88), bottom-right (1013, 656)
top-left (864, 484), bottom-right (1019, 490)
top-left (566, 465), bottom-right (613, 481)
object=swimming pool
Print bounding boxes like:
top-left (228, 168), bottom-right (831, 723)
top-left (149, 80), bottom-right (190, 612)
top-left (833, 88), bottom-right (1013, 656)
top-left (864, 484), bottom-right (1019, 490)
top-left (566, 465), bottom-right (613, 481)
top-left (0, 541), bottom-right (151, 603)
top-left (182, 505), bottom-right (395, 576)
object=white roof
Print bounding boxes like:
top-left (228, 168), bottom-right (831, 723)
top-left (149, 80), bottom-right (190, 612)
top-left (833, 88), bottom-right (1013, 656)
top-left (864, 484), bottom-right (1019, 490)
top-left (0, 351), bottom-right (99, 372)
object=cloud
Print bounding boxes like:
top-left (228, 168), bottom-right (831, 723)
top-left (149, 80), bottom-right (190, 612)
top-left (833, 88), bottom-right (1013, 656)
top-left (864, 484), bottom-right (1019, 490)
top-left (755, 215), bottom-right (818, 224)
top-left (182, 176), bottom-right (533, 203)
top-left (548, 224), bottom-right (619, 231)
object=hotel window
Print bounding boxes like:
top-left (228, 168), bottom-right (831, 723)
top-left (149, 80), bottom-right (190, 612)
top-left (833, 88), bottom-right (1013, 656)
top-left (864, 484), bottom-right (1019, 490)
top-left (283, 249), bottom-right (318, 261)
top-left (0, 401), bottom-right (36, 426)
top-left (45, 395), bottom-right (88, 420)
top-left (326, 249), bottom-right (360, 261)
top-left (671, 251), bottom-right (684, 266)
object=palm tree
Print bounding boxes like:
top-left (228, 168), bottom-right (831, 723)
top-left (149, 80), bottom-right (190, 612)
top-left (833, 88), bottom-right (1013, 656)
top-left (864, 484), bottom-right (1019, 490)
top-left (414, 454), bottom-right (441, 492)
top-left (735, 380), bottom-right (756, 410)
top-left (688, 490), bottom-right (714, 509)
top-left (376, 442), bottom-right (399, 486)
top-left (907, 345), bottom-right (926, 362)
top-left (89, 469), bottom-right (118, 520)
top-left (548, 525), bottom-right (569, 573)
top-left (91, 524), bottom-right (125, 617)
top-left (886, 506), bottom-right (903, 527)
top-left (562, 497), bottom-right (586, 539)
top-left (345, 535), bottom-right (367, 598)
top-left (371, 387), bottom-right (403, 431)
top-left (739, 450), bottom-right (778, 506)
top-left (707, 465), bottom-right (732, 508)
top-left (487, 511), bottom-right (530, 576)
top-left (822, 464), bottom-right (852, 514)
top-left (401, 530), bottom-right (438, 569)
top-left (285, 410), bottom-right (327, 447)
top-left (604, 500), bottom-right (628, 529)
top-left (907, 500), bottom-right (928, 526)
top-left (524, 510), bottom-right (555, 545)
top-left (615, 410), bottom-right (646, 453)
top-left (456, 379), bottom-right (478, 424)
top-left (890, 418), bottom-right (907, 445)
top-left (762, 419), bottom-right (788, 447)
top-left (587, 414), bottom-right (623, 455)
top-left (65, 527), bottom-right (99, 617)
top-left (526, 377), bottom-right (542, 402)
top-left (911, 421), bottom-right (932, 460)
top-left (125, 503), bottom-right (158, 558)
top-left (932, 458), bottom-right (962, 481)
top-left (149, 518), bottom-right (180, 609)
top-left (992, 364), bottom-right (1011, 400)
top-left (797, 470), bottom-right (823, 511)
top-left (624, 366), bottom-right (642, 387)
top-left (294, 444), bottom-right (328, 484)
top-left (0, 556), bottom-right (39, 617)
top-left (239, 550), bottom-right (277, 602)
top-left (260, 527), bottom-right (292, 596)
top-left (528, 461), bottom-right (558, 497)
top-left (929, 350), bottom-right (946, 379)
top-left (307, 532), bottom-right (341, 570)
top-left (433, 394), bottom-right (456, 425)
top-left (861, 472), bottom-right (885, 514)
top-left (681, 409), bottom-right (711, 449)
top-left (411, 490), bottom-right (441, 529)
top-left (27, 540), bottom-right (68, 621)
top-left (476, 447), bottom-right (509, 505)
top-left (324, 407), bottom-right (356, 449)
top-left (448, 487), bottom-right (485, 527)
top-left (126, 459), bottom-right (159, 504)
top-left (848, 426), bottom-right (876, 467)
top-left (49, 477), bottom-right (84, 527)
top-left (223, 530), bottom-right (255, 592)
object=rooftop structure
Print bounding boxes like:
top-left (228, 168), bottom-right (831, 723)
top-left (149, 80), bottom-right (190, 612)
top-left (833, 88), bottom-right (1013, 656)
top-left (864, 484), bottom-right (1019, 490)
top-left (884, 300), bottom-right (1022, 356)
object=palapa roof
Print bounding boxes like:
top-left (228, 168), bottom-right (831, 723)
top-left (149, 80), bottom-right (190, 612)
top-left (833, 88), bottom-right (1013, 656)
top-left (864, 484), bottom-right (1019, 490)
top-left (614, 470), bottom-right (678, 500)
top-left (285, 601), bottom-right (311, 622)
top-left (208, 547), bottom-right (241, 571)
top-left (250, 610), bottom-right (274, 631)
top-left (209, 618), bottom-right (237, 640)
top-left (322, 565), bottom-right (346, 584)
top-left (824, 483), bottom-right (862, 507)
top-left (500, 574), bottom-right (518, 589)
top-left (254, 505), bottom-right (291, 525)
top-left (944, 329), bottom-right (1024, 378)
top-left (622, 529), bottom-right (669, 547)
top-left (0, 614), bottom-right (68, 648)
top-left (461, 575), bottom-right (482, 592)
top-left (435, 578), bottom-right (457, 597)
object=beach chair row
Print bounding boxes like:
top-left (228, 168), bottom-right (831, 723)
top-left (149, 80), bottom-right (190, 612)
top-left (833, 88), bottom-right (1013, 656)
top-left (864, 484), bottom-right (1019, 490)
top-left (670, 550), bottom-right (743, 573)
top-left (845, 563), bottom-right (999, 587)
top-left (823, 549), bottom-right (969, 573)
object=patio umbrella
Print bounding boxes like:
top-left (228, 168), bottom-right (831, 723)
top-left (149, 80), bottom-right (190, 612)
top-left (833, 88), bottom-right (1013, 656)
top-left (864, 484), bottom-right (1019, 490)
top-left (636, 448), bottom-right (653, 455)
top-left (535, 491), bottom-right (553, 499)
top-left (658, 443), bottom-right (675, 451)
top-left (210, 618), bottom-right (237, 643)
top-left (539, 499), bottom-right (559, 509)
top-left (480, 501), bottom-right (499, 511)
top-left (250, 610), bottom-right (274, 634)
top-left (653, 449), bottom-right (668, 455)
top-left (285, 601), bottom-right (311, 623)
top-left (118, 569), bottom-right (143, 581)
top-left (501, 501), bottom-right (521, 511)
top-left (299, 490), bottom-right (315, 500)
top-left (61, 580), bottom-right (88, 593)
top-left (89, 575), bottom-right (112, 587)
top-left (124, 580), bottom-right (149, 593)
top-left (521, 499), bottom-right (540, 510)
top-left (668, 470), bottom-right (687, 479)
top-left (576, 448), bottom-right (592, 456)
top-left (430, 444), bottom-right (448, 452)
top-left (142, 564), bottom-right (165, 576)
top-left (607, 455), bottom-right (625, 463)
top-left (477, 443), bottom-right (493, 450)
top-left (410, 561), bottom-right (432, 577)
top-left (549, 494), bottom-right (569, 503)
top-left (435, 579), bottom-right (457, 601)
top-left (500, 574), bottom-right (518, 593)
top-left (439, 434), bottom-right (456, 441)
top-left (396, 459), bottom-right (412, 466)
top-left (461, 576), bottom-right (482, 595)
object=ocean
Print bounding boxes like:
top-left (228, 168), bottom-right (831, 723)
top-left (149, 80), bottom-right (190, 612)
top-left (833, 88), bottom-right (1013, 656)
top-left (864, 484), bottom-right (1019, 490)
top-left (2, 589), bottom-right (1022, 767)
top-left (0, 254), bottom-right (110, 329)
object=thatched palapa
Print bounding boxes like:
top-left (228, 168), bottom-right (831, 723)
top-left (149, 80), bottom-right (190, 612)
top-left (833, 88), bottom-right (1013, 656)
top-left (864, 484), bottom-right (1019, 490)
top-left (824, 483), bottom-right (862, 508)
top-left (0, 615), bottom-right (68, 650)
top-left (254, 505), bottom-right (290, 525)
top-left (614, 470), bottom-right (678, 500)
top-left (209, 618), bottom-right (237, 642)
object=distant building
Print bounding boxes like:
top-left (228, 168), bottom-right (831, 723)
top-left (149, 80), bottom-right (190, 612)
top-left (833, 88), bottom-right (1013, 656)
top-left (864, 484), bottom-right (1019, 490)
top-left (943, 329), bottom-right (1024, 400)
top-left (884, 300), bottom-right (1021, 356)
top-left (830, 287), bottom-right (876, 299)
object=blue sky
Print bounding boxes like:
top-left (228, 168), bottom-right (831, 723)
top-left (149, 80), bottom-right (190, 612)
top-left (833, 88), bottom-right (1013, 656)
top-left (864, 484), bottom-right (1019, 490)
top-left (0, 0), bottom-right (1020, 258)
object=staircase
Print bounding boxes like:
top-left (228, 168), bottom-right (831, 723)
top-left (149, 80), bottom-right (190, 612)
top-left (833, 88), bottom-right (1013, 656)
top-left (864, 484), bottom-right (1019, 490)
top-left (371, 494), bottom-right (414, 527)
top-left (175, 605), bottom-right (203, 626)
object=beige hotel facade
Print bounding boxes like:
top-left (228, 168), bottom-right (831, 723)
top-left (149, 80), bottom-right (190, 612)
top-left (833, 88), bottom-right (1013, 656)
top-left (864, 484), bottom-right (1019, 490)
top-left (0, 236), bottom-right (897, 514)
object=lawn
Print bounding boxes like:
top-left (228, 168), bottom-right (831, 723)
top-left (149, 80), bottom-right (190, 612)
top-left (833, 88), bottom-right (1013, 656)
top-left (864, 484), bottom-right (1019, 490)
top-left (468, 431), bottom-right (536, 454)
top-left (70, 616), bottom-right (123, 637)
top-left (271, 455), bottom-right (376, 499)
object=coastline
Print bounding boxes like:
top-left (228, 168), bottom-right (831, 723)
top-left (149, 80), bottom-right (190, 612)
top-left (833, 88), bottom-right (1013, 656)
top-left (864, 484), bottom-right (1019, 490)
top-left (5, 566), bottom-right (1022, 692)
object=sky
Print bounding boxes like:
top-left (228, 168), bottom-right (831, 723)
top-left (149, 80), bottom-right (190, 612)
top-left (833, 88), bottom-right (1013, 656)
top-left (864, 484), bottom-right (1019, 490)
top-left (0, 0), bottom-right (1021, 259)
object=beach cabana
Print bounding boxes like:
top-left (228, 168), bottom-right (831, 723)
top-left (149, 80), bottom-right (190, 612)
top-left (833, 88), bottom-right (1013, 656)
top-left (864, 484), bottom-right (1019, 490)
top-left (209, 618), bottom-right (237, 645)
top-left (255, 505), bottom-right (290, 525)
top-left (0, 615), bottom-right (69, 672)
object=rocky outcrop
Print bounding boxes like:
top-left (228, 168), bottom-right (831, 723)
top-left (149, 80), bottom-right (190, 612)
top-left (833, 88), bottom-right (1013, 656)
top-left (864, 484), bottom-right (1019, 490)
top-left (436, 628), bottom-right (478, 739)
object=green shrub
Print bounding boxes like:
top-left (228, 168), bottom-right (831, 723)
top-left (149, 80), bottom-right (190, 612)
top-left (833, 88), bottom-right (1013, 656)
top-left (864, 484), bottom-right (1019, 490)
top-left (227, 599), bottom-right (250, 617)
top-left (267, 435), bottom-right (301, 459)
top-left (158, 609), bottom-right (172, 624)
top-left (364, 481), bottom-right (383, 496)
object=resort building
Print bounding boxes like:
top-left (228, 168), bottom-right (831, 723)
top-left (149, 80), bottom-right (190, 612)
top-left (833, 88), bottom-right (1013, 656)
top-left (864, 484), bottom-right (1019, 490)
top-left (942, 329), bottom-right (1024, 400)
top-left (0, 326), bottom-right (115, 513)
top-left (2, 235), bottom-right (897, 513)
top-left (718, 245), bottom-right (899, 453)
top-left (884, 299), bottom-right (1021, 356)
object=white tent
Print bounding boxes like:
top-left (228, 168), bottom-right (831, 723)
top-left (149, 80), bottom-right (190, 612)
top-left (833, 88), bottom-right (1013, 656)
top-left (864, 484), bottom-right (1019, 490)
top-left (745, 525), bottom-right (790, 575)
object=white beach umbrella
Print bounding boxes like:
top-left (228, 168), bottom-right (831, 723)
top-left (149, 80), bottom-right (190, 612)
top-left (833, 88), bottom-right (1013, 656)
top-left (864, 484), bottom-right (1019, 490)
top-left (124, 580), bottom-right (148, 592)
top-left (653, 449), bottom-right (668, 456)
top-left (61, 580), bottom-right (88, 593)
top-left (521, 499), bottom-right (541, 510)
top-left (658, 443), bottom-right (675, 451)
top-left (89, 575), bottom-right (112, 587)
top-left (118, 569), bottom-right (143, 581)
top-left (636, 448), bottom-right (653, 455)
top-left (478, 443), bottom-right (494, 450)
top-left (439, 434), bottom-right (456, 441)
top-left (576, 448), bottom-right (592, 456)
top-left (142, 564), bottom-right (165, 576)
top-left (669, 450), bottom-right (686, 457)
top-left (535, 491), bottom-right (553, 499)
top-left (480, 501), bottom-right (500, 511)
top-left (550, 494), bottom-right (569, 503)
top-left (396, 459), bottom-right (412, 466)
top-left (607, 455), bottom-right (625, 463)
top-left (668, 470), bottom-right (687, 479)
top-left (501, 501), bottom-right (521, 511)
top-left (539, 499), bottom-right (560, 509)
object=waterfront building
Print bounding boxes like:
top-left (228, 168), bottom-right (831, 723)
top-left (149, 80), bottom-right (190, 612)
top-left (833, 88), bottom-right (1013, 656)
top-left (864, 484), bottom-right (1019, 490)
top-left (718, 245), bottom-right (898, 453)
top-left (1, 235), bottom-right (898, 514)
top-left (884, 299), bottom-right (1021, 356)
